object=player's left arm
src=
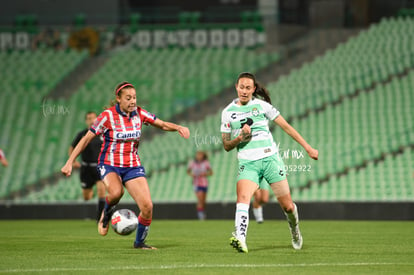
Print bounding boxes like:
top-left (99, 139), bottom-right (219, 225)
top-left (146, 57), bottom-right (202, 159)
top-left (205, 167), bottom-right (213, 177)
top-left (151, 118), bottom-right (190, 139)
top-left (205, 162), bottom-right (213, 176)
top-left (274, 115), bottom-right (319, 160)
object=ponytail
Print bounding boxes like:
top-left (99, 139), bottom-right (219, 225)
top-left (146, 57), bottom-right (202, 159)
top-left (253, 82), bottom-right (271, 104)
top-left (237, 72), bottom-right (271, 104)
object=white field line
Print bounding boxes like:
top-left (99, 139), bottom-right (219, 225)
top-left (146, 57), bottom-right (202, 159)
top-left (1, 262), bottom-right (413, 273)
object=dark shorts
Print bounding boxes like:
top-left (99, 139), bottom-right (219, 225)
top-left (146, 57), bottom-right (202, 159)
top-left (80, 165), bottom-right (101, 189)
top-left (97, 164), bottom-right (146, 185)
top-left (194, 186), bottom-right (208, 193)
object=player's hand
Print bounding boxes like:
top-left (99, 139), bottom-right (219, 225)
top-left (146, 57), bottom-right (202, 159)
top-left (307, 147), bottom-right (319, 160)
top-left (73, 161), bottom-right (81, 169)
top-left (61, 163), bottom-right (73, 177)
top-left (178, 126), bottom-right (190, 139)
top-left (239, 124), bottom-right (252, 142)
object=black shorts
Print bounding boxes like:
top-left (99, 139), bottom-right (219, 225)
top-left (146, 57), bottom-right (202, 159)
top-left (80, 165), bottom-right (101, 189)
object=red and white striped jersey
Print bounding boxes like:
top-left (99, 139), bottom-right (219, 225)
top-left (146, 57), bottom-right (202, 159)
top-left (0, 149), bottom-right (5, 160)
top-left (187, 160), bottom-right (211, 187)
top-left (90, 104), bottom-right (156, 167)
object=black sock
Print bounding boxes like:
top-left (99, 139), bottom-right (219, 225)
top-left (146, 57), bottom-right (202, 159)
top-left (97, 198), bottom-right (106, 222)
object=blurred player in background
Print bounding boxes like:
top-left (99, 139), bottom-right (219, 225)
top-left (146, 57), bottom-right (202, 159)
top-left (187, 151), bottom-right (213, 220)
top-left (0, 148), bottom-right (9, 167)
top-left (69, 111), bottom-right (105, 222)
top-left (221, 72), bottom-right (318, 253)
top-left (61, 81), bottom-right (190, 249)
top-left (252, 182), bottom-right (269, 224)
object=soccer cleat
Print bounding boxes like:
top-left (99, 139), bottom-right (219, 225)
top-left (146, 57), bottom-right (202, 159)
top-left (288, 222), bottom-right (303, 250)
top-left (229, 233), bottom-right (248, 253)
top-left (133, 242), bottom-right (157, 250)
top-left (98, 206), bottom-right (116, 236)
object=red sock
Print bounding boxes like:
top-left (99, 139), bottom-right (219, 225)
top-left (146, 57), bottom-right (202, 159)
top-left (138, 215), bottom-right (152, 226)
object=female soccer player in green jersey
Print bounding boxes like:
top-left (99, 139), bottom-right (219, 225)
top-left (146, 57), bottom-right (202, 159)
top-left (221, 72), bottom-right (318, 253)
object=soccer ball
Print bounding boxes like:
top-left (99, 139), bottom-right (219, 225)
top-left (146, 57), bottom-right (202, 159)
top-left (111, 209), bottom-right (138, 235)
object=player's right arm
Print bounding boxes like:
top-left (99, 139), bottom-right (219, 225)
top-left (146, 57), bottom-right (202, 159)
top-left (221, 124), bottom-right (251, 152)
top-left (221, 109), bottom-right (251, 152)
top-left (69, 131), bottom-right (83, 169)
top-left (186, 161), bottom-right (194, 177)
top-left (68, 146), bottom-right (81, 169)
top-left (61, 131), bottom-right (96, 177)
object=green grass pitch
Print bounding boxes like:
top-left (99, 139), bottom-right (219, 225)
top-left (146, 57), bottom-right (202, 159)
top-left (0, 220), bottom-right (413, 274)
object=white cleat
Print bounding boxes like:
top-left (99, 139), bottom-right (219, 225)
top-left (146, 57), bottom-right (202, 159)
top-left (289, 223), bottom-right (303, 250)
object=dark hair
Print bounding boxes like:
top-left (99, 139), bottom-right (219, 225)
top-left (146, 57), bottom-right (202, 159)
top-left (108, 81), bottom-right (134, 107)
top-left (85, 111), bottom-right (97, 119)
top-left (237, 72), bottom-right (271, 104)
top-left (196, 151), bottom-right (208, 161)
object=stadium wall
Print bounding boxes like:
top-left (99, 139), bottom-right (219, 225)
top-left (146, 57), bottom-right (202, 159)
top-left (0, 202), bottom-right (413, 220)
top-left (0, 0), bottom-right (118, 25)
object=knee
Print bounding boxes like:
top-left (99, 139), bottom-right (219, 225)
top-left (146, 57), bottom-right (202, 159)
top-left (141, 200), bottom-right (153, 215)
top-left (110, 187), bottom-right (124, 201)
top-left (237, 194), bottom-right (251, 204)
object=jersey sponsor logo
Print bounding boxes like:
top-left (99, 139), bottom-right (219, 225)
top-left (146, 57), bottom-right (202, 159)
top-left (240, 117), bottom-right (253, 128)
top-left (115, 130), bottom-right (141, 140)
top-left (230, 111), bottom-right (254, 120)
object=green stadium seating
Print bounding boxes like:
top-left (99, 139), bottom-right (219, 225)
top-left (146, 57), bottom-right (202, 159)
top-left (0, 50), bottom-right (88, 198)
top-left (5, 17), bottom-right (414, 203)
top-left (267, 17), bottom-right (414, 119)
top-left (295, 147), bottom-right (413, 201)
top-left (71, 48), bottom-right (278, 119)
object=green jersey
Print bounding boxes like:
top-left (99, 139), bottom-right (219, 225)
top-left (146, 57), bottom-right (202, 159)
top-left (220, 98), bottom-right (280, 161)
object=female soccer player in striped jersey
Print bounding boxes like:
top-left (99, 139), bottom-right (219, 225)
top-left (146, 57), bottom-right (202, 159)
top-left (61, 81), bottom-right (190, 249)
top-left (187, 151), bottom-right (213, 220)
top-left (221, 72), bottom-right (318, 253)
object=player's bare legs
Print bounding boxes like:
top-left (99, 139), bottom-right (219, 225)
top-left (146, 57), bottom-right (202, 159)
top-left (96, 180), bottom-right (106, 222)
top-left (271, 179), bottom-right (303, 250)
top-left (125, 177), bottom-right (156, 249)
top-left (253, 189), bottom-right (269, 223)
top-left (97, 180), bottom-right (106, 198)
top-left (196, 190), bottom-right (207, 220)
top-left (82, 189), bottom-right (93, 200)
top-left (98, 173), bottom-right (124, 236)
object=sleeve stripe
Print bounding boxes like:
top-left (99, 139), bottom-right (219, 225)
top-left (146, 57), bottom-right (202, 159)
top-left (91, 114), bottom-right (108, 134)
